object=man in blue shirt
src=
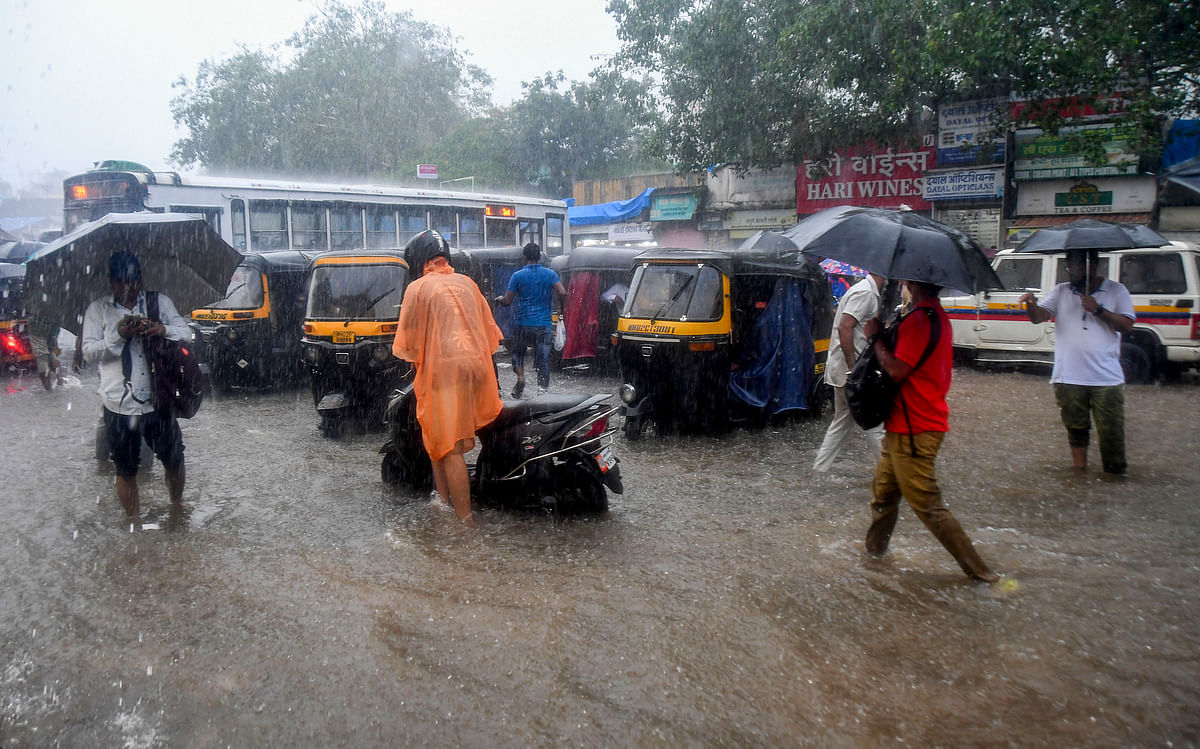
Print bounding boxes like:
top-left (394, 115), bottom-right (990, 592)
top-left (494, 242), bottom-right (566, 397)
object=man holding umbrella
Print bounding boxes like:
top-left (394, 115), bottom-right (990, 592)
top-left (82, 251), bottom-right (191, 523)
top-left (1019, 249), bottom-right (1135, 475)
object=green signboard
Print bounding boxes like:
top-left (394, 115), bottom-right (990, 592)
top-left (650, 194), bottom-right (698, 222)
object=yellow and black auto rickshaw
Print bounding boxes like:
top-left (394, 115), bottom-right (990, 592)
top-left (550, 244), bottom-right (644, 373)
top-left (189, 250), bottom-right (314, 392)
top-left (301, 249), bottom-right (411, 437)
top-left (614, 246), bottom-right (835, 439)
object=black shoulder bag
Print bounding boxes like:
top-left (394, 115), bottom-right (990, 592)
top-left (845, 307), bottom-right (941, 432)
top-left (121, 292), bottom-right (204, 419)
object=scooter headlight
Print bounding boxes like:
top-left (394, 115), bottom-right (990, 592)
top-left (371, 343), bottom-right (392, 362)
top-left (618, 383), bottom-right (638, 405)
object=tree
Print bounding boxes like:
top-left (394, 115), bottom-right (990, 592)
top-left (608, 0), bottom-right (1200, 170)
top-left (170, 0), bottom-right (491, 178)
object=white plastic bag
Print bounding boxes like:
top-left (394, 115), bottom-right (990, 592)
top-left (553, 319), bottom-right (566, 351)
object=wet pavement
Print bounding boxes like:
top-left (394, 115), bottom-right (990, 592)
top-left (1, 361), bottom-right (1198, 747)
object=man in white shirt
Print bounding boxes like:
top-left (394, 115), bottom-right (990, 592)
top-left (1021, 249), bottom-right (1135, 475)
top-left (813, 272), bottom-right (886, 473)
top-left (82, 251), bottom-right (192, 522)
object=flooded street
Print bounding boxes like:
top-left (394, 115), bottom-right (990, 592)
top-left (1, 363), bottom-right (1198, 747)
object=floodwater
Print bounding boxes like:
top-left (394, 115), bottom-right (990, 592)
top-left (1, 361), bottom-right (1198, 747)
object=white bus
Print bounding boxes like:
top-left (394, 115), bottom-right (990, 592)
top-left (62, 160), bottom-right (569, 254)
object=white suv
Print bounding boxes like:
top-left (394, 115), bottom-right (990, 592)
top-left (944, 241), bottom-right (1200, 383)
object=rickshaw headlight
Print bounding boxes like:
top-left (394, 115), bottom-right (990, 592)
top-left (372, 343), bottom-right (392, 362)
top-left (618, 383), bottom-right (638, 404)
top-left (226, 328), bottom-right (239, 342)
top-left (303, 345), bottom-right (320, 364)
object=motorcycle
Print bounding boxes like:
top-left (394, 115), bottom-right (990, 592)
top-left (379, 384), bottom-right (624, 513)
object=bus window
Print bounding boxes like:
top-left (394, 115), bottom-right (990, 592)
top-left (545, 214), bottom-right (564, 254)
top-left (485, 217), bottom-right (516, 246)
top-left (331, 203), bottom-right (364, 250)
top-left (366, 206), bottom-right (398, 248)
top-left (291, 203), bottom-right (327, 251)
top-left (249, 200), bottom-right (288, 251)
top-left (459, 209), bottom-right (484, 248)
top-left (518, 219), bottom-right (542, 249)
top-left (168, 205), bottom-right (221, 236)
top-left (231, 200), bottom-right (247, 251)
top-left (399, 208), bottom-right (427, 246)
top-left (431, 208), bottom-right (457, 246)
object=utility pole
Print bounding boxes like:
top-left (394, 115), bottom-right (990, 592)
top-left (439, 176), bottom-right (476, 191)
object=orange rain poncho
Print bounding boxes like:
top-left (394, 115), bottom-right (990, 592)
top-left (392, 261), bottom-right (503, 461)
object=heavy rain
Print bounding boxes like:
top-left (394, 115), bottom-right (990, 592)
top-left (2, 359), bottom-right (1198, 745)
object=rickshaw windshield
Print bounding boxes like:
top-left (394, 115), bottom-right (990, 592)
top-left (0, 277), bottom-right (24, 319)
top-left (208, 265), bottom-right (265, 310)
top-left (307, 263), bottom-right (406, 320)
top-left (626, 264), bottom-right (723, 322)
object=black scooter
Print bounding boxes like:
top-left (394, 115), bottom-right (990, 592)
top-left (379, 385), bottom-right (624, 513)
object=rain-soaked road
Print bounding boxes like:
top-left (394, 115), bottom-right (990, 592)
top-left (1, 359), bottom-right (1198, 747)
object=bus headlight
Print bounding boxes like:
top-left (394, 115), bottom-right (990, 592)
top-left (618, 383), bottom-right (639, 405)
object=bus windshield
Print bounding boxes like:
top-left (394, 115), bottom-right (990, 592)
top-left (306, 264), bottom-right (407, 321)
top-left (626, 264), bottom-right (724, 321)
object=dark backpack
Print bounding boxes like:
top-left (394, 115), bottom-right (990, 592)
top-left (121, 291), bottom-right (204, 419)
top-left (845, 306), bottom-right (940, 431)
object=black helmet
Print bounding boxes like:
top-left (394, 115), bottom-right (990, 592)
top-left (404, 230), bottom-right (450, 279)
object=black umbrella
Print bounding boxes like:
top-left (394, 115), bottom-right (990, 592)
top-left (1014, 219), bottom-right (1167, 253)
top-left (23, 213), bottom-right (243, 335)
top-left (781, 205), bottom-right (1002, 294)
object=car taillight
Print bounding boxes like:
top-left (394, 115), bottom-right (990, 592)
top-left (1191, 313), bottom-right (1200, 340)
top-left (583, 414), bottom-right (609, 439)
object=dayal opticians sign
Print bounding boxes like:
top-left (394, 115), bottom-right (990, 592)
top-left (923, 169), bottom-right (1003, 201)
top-left (797, 141), bottom-right (935, 213)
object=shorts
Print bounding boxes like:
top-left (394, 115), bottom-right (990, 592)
top-left (104, 408), bottom-right (185, 477)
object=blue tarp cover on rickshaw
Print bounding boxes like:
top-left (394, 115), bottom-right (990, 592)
top-left (727, 277), bottom-right (816, 416)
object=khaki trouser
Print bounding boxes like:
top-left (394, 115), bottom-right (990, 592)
top-left (866, 431), bottom-right (995, 581)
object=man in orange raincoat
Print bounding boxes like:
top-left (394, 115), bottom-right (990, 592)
top-left (392, 231), bottom-right (503, 523)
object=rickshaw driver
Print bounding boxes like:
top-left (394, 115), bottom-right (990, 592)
top-left (392, 231), bottom-right (504, 524)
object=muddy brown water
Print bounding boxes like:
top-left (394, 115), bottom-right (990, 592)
top-left (1, 363), bottom-right (1198, 747)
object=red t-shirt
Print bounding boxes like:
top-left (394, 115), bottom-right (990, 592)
top-left (884, 299), bottom-right (952, 434)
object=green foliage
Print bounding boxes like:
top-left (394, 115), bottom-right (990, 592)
top-left (609, 0), bottom-right (1200, 169)
top-left (170, 0), bottom-right (490, 178)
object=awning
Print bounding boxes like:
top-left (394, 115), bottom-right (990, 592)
top-left (1010, 213), bottom-right (1151, 228)
top-left (568, 188), bottom-right (655, 227)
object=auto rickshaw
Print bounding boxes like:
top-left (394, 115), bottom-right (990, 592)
top-left (301, 249), bottom-right (411, 437)
top-left (0, 264), bottom-right (35, 373)
top-left (614, 246), bottom-right (835, 439)
top-left (551, 244), bottom-right (644, 373)
top-left (467, 245), bottom-right (529, 341)
top-left (189, 250), bottom-right (314, 392)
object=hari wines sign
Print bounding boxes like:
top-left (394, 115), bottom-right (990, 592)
top-left (797, 142), bottom-right (935, 213)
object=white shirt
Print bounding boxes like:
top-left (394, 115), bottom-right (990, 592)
top-left (1038, 278), bottom-right (1135, 386)
top-left (81, 291), bottom-right (191, 415)
top-left (824, 275), bottom-right (880, 387)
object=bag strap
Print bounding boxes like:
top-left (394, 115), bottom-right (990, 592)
top-left (146, 290), bottom-right (160, 324)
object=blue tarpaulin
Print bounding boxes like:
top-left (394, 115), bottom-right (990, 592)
top-left (568, 188), bottom-right (655, 227)
top-left (728, 277), bottom-right (815, 416)
top-left (1164, 120), bottom-right (1200, 168)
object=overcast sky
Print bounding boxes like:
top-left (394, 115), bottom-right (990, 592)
top-left (0, 0), bottom-right (620, 192)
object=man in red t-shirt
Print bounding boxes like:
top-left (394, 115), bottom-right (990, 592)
top-left (862, 280), bottom-right (999, 583)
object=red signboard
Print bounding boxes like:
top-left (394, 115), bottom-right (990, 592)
top-left (796, 143), bottom-right (935, 213)
top-left (417, 164), bottom-right (438, 180)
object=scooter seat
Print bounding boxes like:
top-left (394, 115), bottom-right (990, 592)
top-left (487, 393), bottom-right (593, 431)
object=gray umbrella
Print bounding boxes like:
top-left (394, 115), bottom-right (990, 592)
top-left (736, 229), bottom-right (800, 252)
top-left (23, 213), bottom-right (243, 335)
top-left (782, 205), bottom-right (1002, 294)
top-left (1014, 219), bottom-right (1167, 253)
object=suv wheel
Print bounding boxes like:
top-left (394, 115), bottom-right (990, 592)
top-left (1119, 341), bottom-right (1153, 384)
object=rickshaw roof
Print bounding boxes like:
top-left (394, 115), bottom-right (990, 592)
top-left (564, 244), bottom-right (647, 273)
top-left (0, 262), bottom-right (24, 280)
top-left (240, 250), bottom-right (317, 273)
top-left (632, 248), bottom-right (735, 275)
top-left (631, 247), bottom-right (825, 282)
top-left (311, 248), bottom-right (409, 267)
top-left (463, 246), bottom-right (526, 265)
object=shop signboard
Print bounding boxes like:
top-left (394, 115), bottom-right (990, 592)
top-left (608, 222), bottom-right (654, 242)
top-left (650, 194), bottom-right (698, 222)
top-left (797, 141), bottom-right (935, 213)
top-left (723, 209), bottom-right (797, 231)
top-left (706, 166), bottom-right (796, 208)
top-left (936, 98), bottom-right (1006, 166)
top-left (1015, 177), bottom-right (1155, 216)
top-left (1013, 124), bottom-right (1140, 180)
top-left (935, 207), bottom-right (1001, 251)
top-left (923, 169), bottom-right (1003, 201)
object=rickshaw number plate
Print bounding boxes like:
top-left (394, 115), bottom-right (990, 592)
top-left (596, 446), bottom-right (616, 472)
top-left (332, 331), bottom-right (355, 344)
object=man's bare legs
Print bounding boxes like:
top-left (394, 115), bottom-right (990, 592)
top-left (116, 475), bottom-right (139, 521)
top-left (166, 462), bottom-right (185, 505)
top-left (431, 448), bottom-right (474, 525)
